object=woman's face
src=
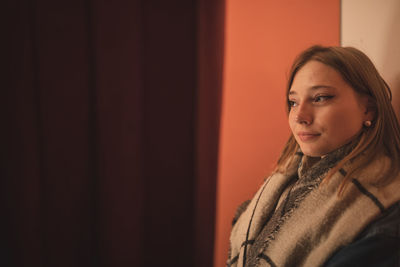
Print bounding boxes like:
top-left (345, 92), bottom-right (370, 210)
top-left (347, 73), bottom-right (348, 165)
top-left (288, 60), bottom-right (372, 157)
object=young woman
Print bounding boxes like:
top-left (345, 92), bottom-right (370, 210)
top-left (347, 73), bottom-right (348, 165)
top-left (227, 45), bottom-right (400, 267)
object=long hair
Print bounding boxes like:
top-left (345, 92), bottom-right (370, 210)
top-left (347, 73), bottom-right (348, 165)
top-left (276, 45), bottom-right (400, 192)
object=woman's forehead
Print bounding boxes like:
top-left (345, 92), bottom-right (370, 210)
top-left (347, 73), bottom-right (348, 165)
top-left (289, 61), bottom-right (352, 94)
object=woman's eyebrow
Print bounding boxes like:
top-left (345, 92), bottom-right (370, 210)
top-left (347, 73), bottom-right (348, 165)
top-left (288, 85), bottom-right (336, 95)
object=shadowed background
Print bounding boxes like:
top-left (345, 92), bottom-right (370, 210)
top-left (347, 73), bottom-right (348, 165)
top-left (2, 1), bottom-right (224, 266)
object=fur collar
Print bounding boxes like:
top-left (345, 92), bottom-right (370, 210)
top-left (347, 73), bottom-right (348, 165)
top-left (228, 146), bottom-right (400, 267)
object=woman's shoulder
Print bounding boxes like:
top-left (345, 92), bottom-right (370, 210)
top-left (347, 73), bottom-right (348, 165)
top-left (231, 199), bottom-right (251, 226)
top-left (324, 201), bottom-right (400, 267)
top-left (359, 200), bottom-right (400, 239)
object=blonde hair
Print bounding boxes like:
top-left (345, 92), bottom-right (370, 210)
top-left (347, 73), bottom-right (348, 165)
top-left (276, 45), bottom-right (400, 192)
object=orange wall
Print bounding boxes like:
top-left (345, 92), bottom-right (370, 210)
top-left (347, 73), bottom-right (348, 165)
top-left (214, 1), bottom-right (340, 266)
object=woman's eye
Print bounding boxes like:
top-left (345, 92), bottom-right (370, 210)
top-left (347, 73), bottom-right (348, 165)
top-left (288, 100), bottom-right (297, 107)
top-left (314, 95), bottom-right (333, 102)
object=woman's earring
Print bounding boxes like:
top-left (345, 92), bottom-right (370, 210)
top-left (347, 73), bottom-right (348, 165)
top-left (364, 120), bottom-right (372, 127)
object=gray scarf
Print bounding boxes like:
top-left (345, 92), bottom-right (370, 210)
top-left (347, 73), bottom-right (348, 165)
top-left (228, 146), bottom-right (400, 267)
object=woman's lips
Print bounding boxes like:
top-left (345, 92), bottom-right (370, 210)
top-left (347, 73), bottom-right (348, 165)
top-left (297, 132), bottom-right (321, 142)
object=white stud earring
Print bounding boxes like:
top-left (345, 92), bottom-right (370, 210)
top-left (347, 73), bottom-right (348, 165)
top-left (364, 120), bottom-right (372, 127)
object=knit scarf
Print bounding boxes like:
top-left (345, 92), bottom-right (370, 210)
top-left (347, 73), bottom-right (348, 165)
top-left (227, 145), bottom-right (400, 267)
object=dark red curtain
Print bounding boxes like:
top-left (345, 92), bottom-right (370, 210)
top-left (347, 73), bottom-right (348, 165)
top-left (2, 0), bottom-right (224, 266)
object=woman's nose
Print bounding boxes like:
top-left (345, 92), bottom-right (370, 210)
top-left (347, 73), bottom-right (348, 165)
top-left (295, 103), bottom-right (313, 125)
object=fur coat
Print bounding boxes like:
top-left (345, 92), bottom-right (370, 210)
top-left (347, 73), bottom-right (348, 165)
top-left (227, 145), bottom-right (400, 267)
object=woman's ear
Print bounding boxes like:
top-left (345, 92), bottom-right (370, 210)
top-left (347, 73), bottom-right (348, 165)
top-left (363, 96), bottom-right (376, 121)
